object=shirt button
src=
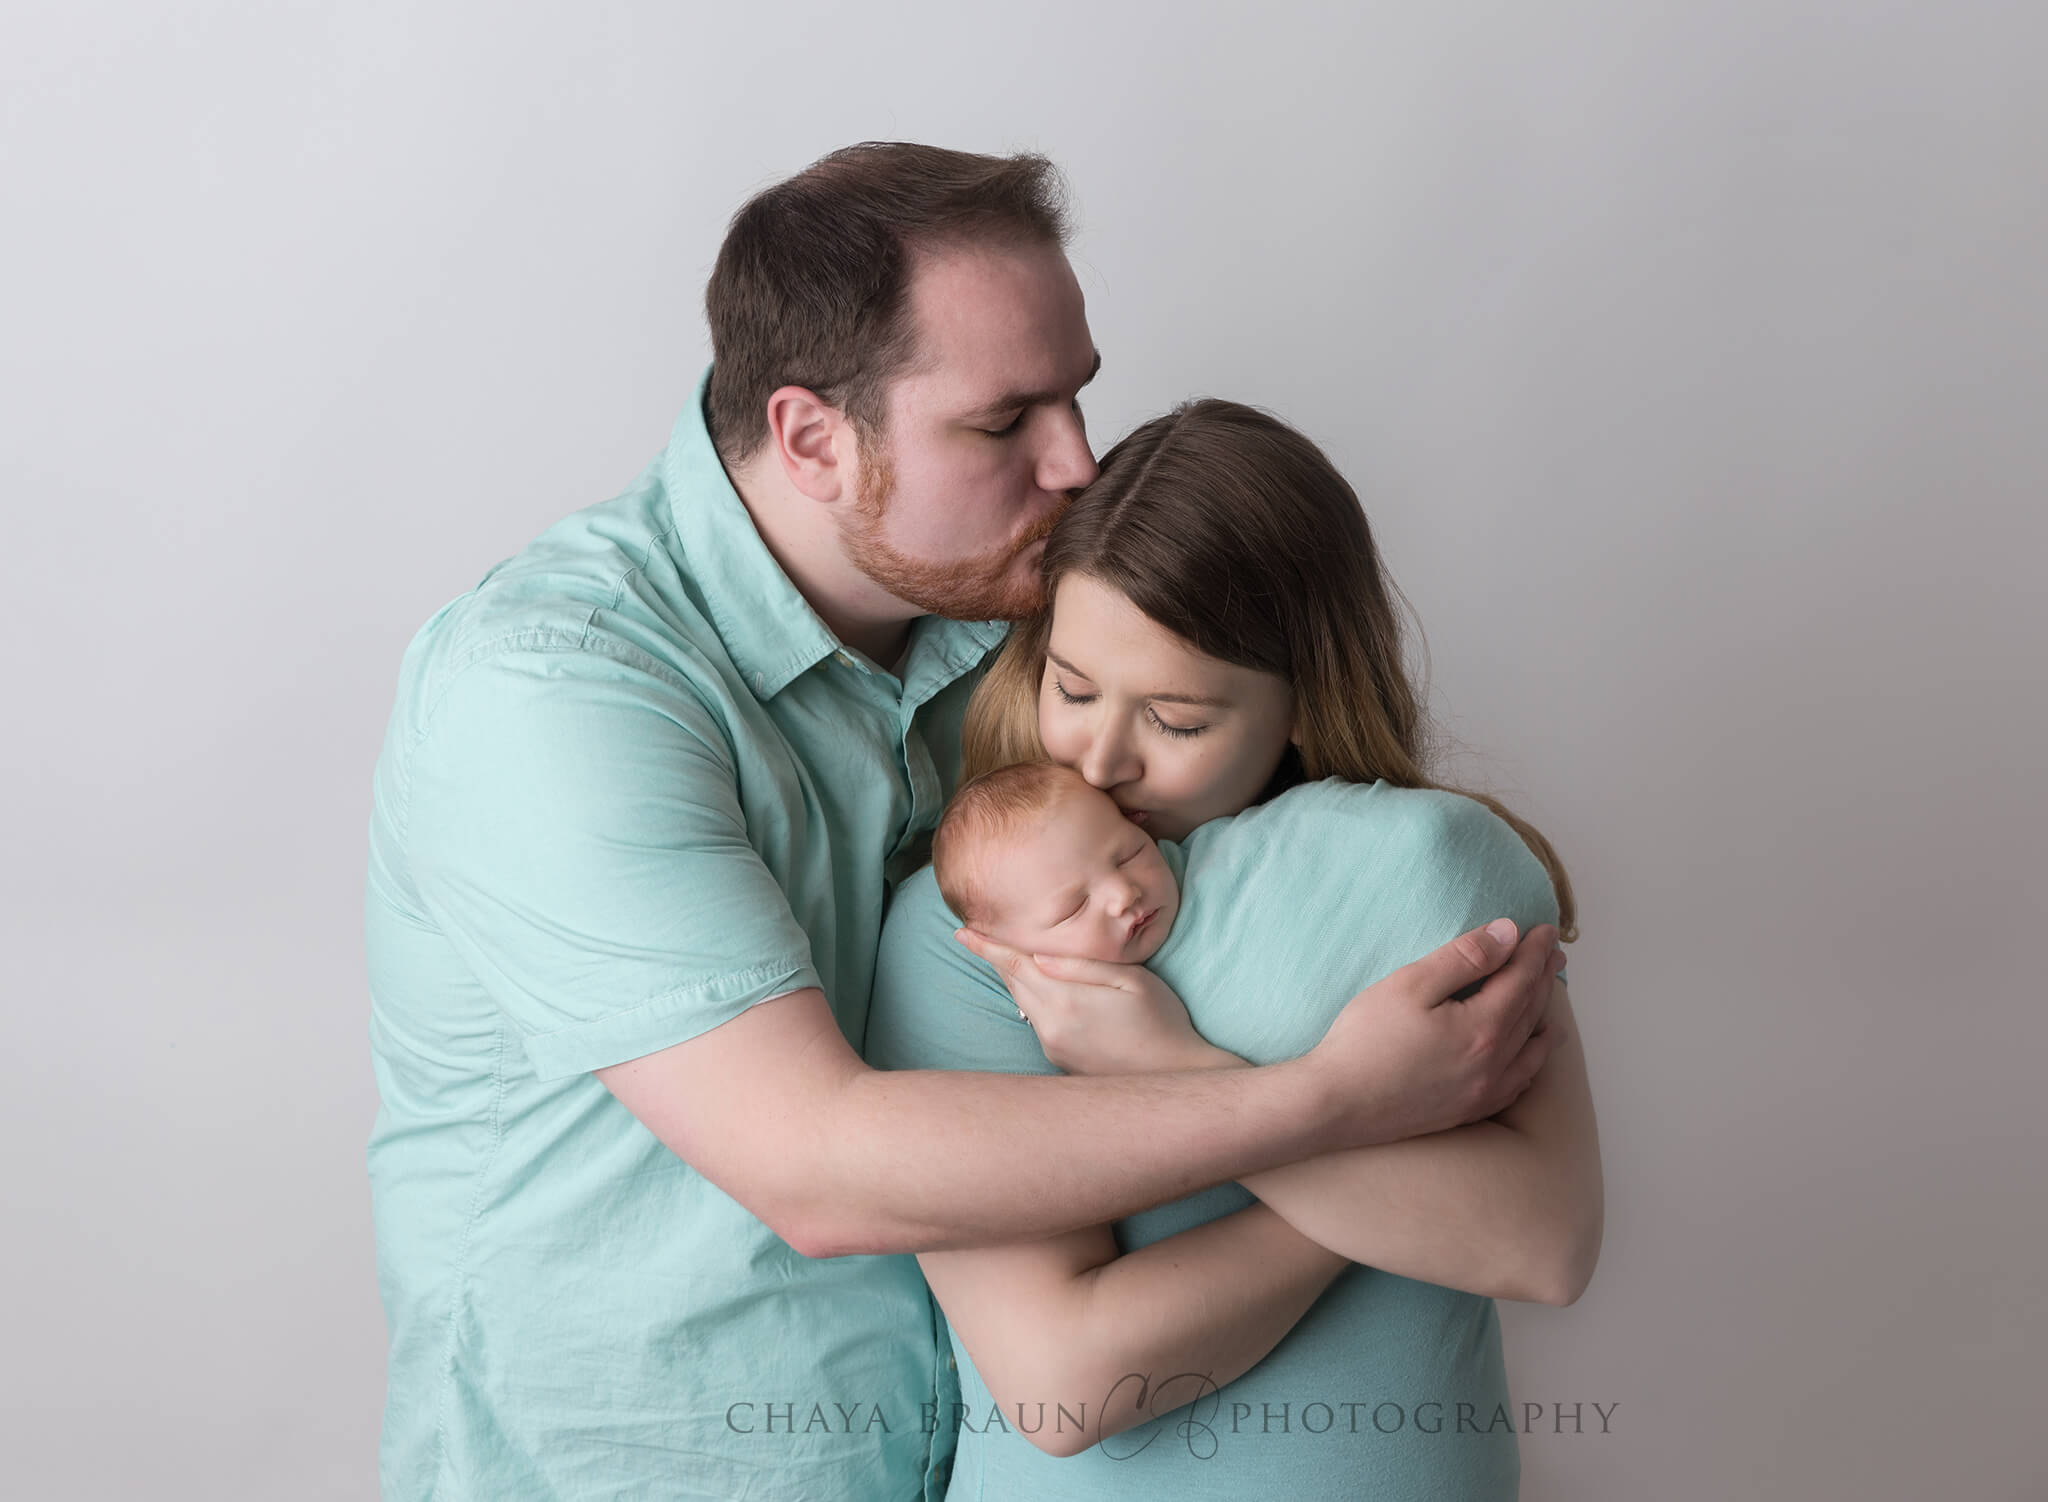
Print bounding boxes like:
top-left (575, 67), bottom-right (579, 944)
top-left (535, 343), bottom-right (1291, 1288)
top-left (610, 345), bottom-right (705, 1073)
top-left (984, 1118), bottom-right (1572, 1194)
top-left (835, 651), bottom-right (856, 669)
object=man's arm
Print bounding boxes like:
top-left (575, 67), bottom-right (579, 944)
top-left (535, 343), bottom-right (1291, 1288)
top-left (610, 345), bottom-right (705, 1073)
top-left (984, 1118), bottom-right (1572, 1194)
top-left (404, 649), bottom-right (1558, 1261)
top-left (596, 919), bottom-right (1558, 1259)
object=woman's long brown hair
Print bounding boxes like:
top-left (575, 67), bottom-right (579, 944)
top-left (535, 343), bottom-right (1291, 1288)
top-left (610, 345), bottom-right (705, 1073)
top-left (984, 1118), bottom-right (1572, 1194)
top-left (962, 398), bottom-right (1577, 940)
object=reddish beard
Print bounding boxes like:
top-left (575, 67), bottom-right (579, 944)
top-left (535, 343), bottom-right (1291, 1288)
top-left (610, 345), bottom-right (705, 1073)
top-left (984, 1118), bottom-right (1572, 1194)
top-left (841, 430), bottom-right (1066, 621)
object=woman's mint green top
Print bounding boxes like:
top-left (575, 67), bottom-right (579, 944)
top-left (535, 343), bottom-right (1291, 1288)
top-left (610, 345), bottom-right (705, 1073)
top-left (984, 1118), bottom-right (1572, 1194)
top-left (864, 778), bottom-right (1562, 1500)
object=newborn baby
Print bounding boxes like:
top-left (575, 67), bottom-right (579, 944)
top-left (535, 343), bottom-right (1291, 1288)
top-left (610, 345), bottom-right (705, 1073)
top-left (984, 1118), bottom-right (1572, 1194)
top-left (930, 761), bottom-right (1180, 965)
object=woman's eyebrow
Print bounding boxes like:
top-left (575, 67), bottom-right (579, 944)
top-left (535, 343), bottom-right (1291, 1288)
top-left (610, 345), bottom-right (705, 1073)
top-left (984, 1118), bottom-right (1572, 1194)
top-left (1046, 651), bottom-right (1229, 709)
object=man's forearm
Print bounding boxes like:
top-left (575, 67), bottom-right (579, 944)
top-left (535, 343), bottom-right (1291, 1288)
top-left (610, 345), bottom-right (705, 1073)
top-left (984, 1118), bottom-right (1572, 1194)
top-left (602, 937), bottom-right (1560, 1264)
top-left (801, 1056), bottom-right (1341, 1256)
top-left (601, 987), bottom-right (1353, 1260)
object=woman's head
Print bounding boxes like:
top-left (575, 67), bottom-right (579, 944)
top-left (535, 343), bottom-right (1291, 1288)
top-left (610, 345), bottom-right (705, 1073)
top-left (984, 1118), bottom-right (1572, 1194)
top-left (962, 398), bottom-right (1578, 936)
top-left (967, 400), bottom-right (1420, 827)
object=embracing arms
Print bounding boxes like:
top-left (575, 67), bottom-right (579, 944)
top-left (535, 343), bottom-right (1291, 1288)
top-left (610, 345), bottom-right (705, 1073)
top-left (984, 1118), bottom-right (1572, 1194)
top-left (596, 918), bottom-right (1556, 1258)
top-left (865, 922), bottom-right (1584, 1457)
top-left (962, 928), bottom-right (1601, 1306)
top-left (1241, 979), bottom-right (1600, 1305)
top-left (405, 646), bottom-right (1559, 1263)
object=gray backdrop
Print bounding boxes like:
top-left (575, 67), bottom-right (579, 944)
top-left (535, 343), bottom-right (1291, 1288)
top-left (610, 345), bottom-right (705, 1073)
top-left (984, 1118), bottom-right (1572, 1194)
top-left (3, 1), bottom-right (2042, 1498)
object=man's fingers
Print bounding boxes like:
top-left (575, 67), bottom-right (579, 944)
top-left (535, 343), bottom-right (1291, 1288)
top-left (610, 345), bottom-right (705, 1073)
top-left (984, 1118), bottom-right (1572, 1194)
top-left (1465, 924), bottom-right (1560, 1041)
top-left (1406, 917), bottom-right (1521, 1003)
top-left (1496, 1016), bottom-right (1563, 1109)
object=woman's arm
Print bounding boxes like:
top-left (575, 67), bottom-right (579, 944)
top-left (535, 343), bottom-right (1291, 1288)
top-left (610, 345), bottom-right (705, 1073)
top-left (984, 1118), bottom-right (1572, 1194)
top-left (968, 941), bottom-right (1601, 1306)
top-left (1241, 981), bottom-right (1601, 1306)
top-left (908, 991), bottom-right (1594, 1462)
top-left (917, 1208), bottom-right (1347, 1459)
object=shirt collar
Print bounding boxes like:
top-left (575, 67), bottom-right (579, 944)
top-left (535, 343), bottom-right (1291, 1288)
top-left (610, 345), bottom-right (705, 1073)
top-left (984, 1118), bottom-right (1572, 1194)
top-left (660, 367), bottom-right (1008, 701)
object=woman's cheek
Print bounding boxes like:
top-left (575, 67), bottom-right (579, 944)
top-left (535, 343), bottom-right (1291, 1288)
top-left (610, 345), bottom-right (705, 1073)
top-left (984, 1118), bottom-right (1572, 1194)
top-left (1036, 703), bottom-right (1074, 764)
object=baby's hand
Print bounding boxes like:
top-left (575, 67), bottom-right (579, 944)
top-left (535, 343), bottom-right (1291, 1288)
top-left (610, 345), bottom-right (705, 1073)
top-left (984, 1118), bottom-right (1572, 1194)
top-left (953, 930), bottom-right (1246, 1076)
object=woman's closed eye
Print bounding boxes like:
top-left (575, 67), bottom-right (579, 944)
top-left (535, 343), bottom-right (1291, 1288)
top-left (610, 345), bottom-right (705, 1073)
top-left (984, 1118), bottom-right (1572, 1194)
top-left (1050, 676), bottom-right (1210, 738)
top-left (1146, 707), bottom-right (1205, 738)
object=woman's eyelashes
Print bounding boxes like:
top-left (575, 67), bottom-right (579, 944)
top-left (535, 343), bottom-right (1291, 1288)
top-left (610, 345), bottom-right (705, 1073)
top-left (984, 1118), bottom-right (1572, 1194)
top-left (1146, 709), bottom-right (1206, 739)
top-left (1048, 676), bottom-right (1211, 738)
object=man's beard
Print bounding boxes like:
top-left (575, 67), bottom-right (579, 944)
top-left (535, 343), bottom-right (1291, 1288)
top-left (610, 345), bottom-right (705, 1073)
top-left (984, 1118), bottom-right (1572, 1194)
top-left (840, 431), bottom-right (1066, 622)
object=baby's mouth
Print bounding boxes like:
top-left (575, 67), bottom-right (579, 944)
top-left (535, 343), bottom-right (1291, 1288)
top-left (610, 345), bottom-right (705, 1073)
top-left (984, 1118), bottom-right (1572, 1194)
top-left (1121, 808), bottom-right (1149, 827)
top-left (1126, 908), bottom-right (1158, 944)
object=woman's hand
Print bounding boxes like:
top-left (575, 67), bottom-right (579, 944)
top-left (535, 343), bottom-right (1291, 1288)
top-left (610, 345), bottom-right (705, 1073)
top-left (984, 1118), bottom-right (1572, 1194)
top-left (953, 928), bottom-right (1246, 1075)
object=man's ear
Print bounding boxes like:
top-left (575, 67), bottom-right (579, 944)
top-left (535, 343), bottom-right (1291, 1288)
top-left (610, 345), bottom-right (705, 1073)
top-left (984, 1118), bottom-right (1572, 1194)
top-left (763, 386), bottom-right (851, 503)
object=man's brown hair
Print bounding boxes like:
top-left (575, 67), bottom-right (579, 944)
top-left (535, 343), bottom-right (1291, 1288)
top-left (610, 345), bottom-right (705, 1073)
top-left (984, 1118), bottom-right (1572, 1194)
top-left (704, 142), bottom-right (1072, 465)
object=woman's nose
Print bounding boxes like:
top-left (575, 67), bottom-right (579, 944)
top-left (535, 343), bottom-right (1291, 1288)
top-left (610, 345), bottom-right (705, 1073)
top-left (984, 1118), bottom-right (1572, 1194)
top-left (1076, 724), bottom-right (1139, 791)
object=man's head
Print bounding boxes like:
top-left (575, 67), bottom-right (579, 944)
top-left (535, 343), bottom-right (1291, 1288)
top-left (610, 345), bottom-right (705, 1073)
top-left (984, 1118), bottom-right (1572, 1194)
top-left (933, 761), bottom-right (1179, 965)
top-left (706, 143), bottom-right (1099, 622)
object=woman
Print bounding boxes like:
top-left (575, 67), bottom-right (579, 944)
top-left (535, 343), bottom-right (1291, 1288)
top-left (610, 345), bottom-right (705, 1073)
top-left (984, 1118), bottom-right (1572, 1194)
top-left (863, 400), bottom-right (1601, 1498)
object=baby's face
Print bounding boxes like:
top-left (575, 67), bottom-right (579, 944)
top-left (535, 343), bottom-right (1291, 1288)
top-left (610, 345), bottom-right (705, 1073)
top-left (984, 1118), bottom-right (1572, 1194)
top-left (976, 785), bottom-right (1180, 964)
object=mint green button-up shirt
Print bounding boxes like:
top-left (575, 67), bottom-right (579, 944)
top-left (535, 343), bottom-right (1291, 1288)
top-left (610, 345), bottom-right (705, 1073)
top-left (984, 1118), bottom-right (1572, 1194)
top-left (365, 371), bottom-right (999, 1500)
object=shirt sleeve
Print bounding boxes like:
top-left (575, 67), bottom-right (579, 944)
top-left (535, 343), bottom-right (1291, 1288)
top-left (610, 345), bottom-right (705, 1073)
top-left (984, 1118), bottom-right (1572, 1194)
top-left (862, 866), bottom-right (1055, 1078)
top-left (404, 640), bottom-right (823, 1080)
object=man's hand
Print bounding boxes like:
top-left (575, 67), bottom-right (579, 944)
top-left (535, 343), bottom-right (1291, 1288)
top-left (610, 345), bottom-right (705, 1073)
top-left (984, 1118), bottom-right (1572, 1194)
top-left (951, 931), bottom-right (1242, 1075)
top-left (1306, 918), bottom-right (1566, 1147)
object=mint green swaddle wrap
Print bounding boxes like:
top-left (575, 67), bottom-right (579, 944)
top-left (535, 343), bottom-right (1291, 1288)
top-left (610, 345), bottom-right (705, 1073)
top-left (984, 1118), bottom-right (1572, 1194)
top-left (865, 777), bottom-right (1563, 1501)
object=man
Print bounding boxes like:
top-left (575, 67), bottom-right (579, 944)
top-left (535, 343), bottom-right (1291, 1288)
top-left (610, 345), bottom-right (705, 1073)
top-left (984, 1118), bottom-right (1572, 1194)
top-left (365, 142), bottom-right (1563, 1499)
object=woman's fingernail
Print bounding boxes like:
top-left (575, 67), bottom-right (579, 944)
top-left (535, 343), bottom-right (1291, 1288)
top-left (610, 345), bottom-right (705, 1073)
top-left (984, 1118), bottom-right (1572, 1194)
top-left (1484, 918), bottom-right (1517, 948)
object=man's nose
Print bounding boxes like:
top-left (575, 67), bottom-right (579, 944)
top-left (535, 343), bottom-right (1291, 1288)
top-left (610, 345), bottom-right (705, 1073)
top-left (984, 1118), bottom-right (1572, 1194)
top-left (1039, 412), bottom-right (1097, 495)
